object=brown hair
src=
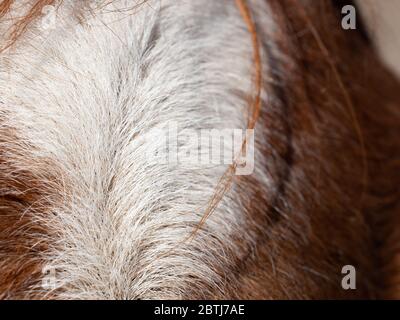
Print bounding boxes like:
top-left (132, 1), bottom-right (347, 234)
top-left (0, 0), bottom-right (58, 52)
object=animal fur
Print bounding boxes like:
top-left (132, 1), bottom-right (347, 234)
top-left (0, 0), bottom-right (399, 299)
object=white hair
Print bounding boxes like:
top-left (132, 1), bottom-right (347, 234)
top-left (0, 0), bottom-right (274, 299)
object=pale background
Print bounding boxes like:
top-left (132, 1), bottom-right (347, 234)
top-left (357, 0), bottom-right (400, 77)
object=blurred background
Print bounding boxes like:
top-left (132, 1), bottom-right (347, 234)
top-left (357, 0), bottom-right (400, 77)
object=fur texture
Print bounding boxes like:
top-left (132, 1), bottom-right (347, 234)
top-left (0, 0), bottom-right (273, 299)
top-left (0, 0), bottom-right (399, 299)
